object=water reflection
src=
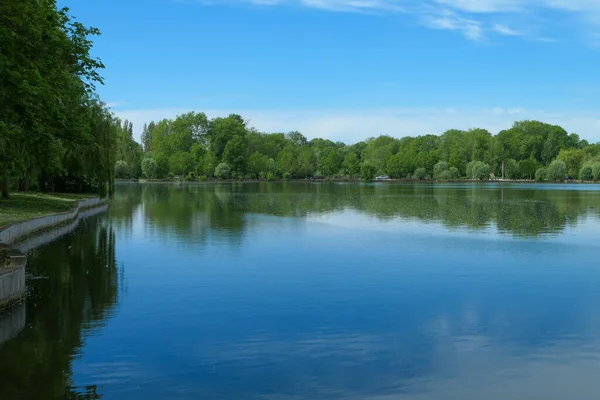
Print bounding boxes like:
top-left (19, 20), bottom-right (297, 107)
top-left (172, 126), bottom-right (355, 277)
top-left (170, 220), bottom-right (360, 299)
top-left (2, 182), bottom-right (600, 399)
top-left (122, 182), bottom-right (600, 239)
top-left (0, 218), bottom-right (119, 400)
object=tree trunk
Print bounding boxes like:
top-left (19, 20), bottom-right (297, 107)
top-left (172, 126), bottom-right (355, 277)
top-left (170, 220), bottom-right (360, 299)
top-left (1, 174), bottom-right (9, 199)
top-left (18, 174), bottom-right (29, 192)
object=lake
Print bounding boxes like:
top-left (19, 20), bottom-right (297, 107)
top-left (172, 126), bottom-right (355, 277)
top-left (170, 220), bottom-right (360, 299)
top-left (2, 182), bottom-right (600, 399)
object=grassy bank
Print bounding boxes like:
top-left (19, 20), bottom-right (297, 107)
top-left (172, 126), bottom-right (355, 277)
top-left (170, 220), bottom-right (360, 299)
top-left (0, 193), bottom-right (94, 227)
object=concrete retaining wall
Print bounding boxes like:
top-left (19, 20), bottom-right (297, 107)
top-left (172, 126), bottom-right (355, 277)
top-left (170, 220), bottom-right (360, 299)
top-left (0, 265), bottom-right (26, 311)
top-left (0, 302), bottom-right (26, 345)
top-left (0, 196), bottom-right (107, 314)
top-left (0, 197), bottom-right (105, 244)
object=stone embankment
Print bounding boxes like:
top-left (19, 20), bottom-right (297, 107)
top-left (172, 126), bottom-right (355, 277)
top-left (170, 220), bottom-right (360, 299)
top-left (0, 197), bottom-right (107, 313)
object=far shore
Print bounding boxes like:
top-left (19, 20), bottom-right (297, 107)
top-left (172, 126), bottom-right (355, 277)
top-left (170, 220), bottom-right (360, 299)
top-left (115, 178), bottom-right (600, 185)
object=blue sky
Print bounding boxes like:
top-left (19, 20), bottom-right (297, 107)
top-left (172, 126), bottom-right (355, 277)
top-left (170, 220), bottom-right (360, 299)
top-left (62, 0), bottom-right (600, 143)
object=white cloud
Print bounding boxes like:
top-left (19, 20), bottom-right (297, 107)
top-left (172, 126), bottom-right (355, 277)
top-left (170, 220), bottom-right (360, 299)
top-left (114, 106), bottom-right (600, 145)
top-left (192, 0), bottom-right (600, 42)
top-left (492, 23), bottom-right (522, 36)
top-left (424, 11), bottom-right (484, 40)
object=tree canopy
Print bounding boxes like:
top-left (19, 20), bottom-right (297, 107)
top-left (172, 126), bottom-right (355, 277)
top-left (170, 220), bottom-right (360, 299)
top-left (122, 114), bottom-right (600, 183)
top-left (1, 0), bottom-right (119, 198)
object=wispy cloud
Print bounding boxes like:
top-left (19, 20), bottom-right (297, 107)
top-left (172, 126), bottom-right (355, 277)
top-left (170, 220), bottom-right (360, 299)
top-left (424, 11), bottom-right (484, 40)
top-left (492, 23), bottom-right (522, 36)
top-left (189, 0), bottom-right (600, 43)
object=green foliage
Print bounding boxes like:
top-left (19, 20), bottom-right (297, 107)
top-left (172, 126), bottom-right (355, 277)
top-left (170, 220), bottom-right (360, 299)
top-left (342, 152), bottom-right (360, 177)
top-left (115, 161), bottom-right (130, 179)
top-left (535, 167), bottom-right (547, 182)
top-left (504, 159), bottom-right (519, 179)
top-left (449, 167), bottom-right (460, 179)
top-left (592, 163), bottom-right (600, 181)
top-left (557, 149), bottom-right (584, 178)
top-left (131, 110), bottom-right (600, 187)
top-left (470, 161), bottom-right (491, 180)
top-left (184, 171), bottom-right (196, 182)
top-left (361, 164), bottom-right (376, 181)
top-left (215, 162), bottom-right (231, 179)
top-left (547, 160), bottom-right (567, 181)
top-left (169, 152), bottom-right (194, 177)
top-left (519, 158), bottom-right (539, 180)
top-left (0, 1), bottom-right (116, 198)
top-left (580, 164), bottom-right (593, 181)
top-left (222, 135), bottom-right (247, 174)
top-left (141, 158), bottom-right (158, 179)
top-left (283, 172), bottom-right (291, 181)
top-left (414, 168), bottom-right (427, 180)
top-left (433, 161), bottom-right (449, 179)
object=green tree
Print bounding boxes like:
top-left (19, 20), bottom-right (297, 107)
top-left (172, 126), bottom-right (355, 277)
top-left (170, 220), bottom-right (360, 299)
top-left (504, 159), bottom-right (519, 179)
top-left (448, 167), bottom-right (460, 179)
top-left (215, 163), bottom-right (231, 179)
top-left (248, 152), bottom-right (271, 178)
top-left (580, 164), bottom-right (593, 181)
top-left (414, 168), bottom-right (427, 180)
top-left (141, 158), bottom-right (158, 179)
top-left (169, 152), bottom-right (194, 177)
top-left (209, 114), bottom-right (247, 158)
top-left (557, 148), bottom-right (584, 178)
top-left (519, 158), bottom-right (539, 180)
top-left (199, 151), bottom-right (218, 178)
top-left (592, 162), bottom-right (600, 181)
top-left (277, 145), bottom-right (298, 177)
top-left (222, 135), bottom-right (247, 175)
top-left (342, 151), bottom-right (360, 177)
top-left (297, 147), bottom-right (316, 178)
top-left (361, 164), bottom-right (376, 181)
top-left (433, 161), bottom-right (449, 179)
top-left (471, 161), bottom-right (491, 180)
top-left (547, 160), bottom-right (567, 181)
top-left (535, 167), bottom-right (547, 182)
top-left (0, 1), bottom-right (114, 198)
top-left (115, 161), bottom-right (130, 179)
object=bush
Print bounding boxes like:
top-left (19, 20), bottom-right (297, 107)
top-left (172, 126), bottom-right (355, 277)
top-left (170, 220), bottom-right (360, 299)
top-left (266, 172), bottom-right (274, 181)
top-left (167, 172), bottom-right (175, 180)
top-left (547, 160), bottom-right (567, 181)
top-left (535, 167), bottom-right (547, 182)
top-left (184, 171), bottom-right (196, 182)
top-left (438, 170), bottom-right (452, 181)
top-left (215, 162), bottom-right (231, 179)
top-left (471, 161), bottom-right (491, 180)
top-left (433, 161), bottom-right (448, 179)
top-left (592, 162), bottom-right (600, 181)
top-left (283, 172), bottom-right (291, 180)
top-left (580, 164), bottom-right (593, 181)
top-left (200, 175), bottom-right (208, 181)
top-left (115, 160), bottom-right (129, 179)
top-left (414, 168), bottom-right (427, 180)
top-left (53, 173), bottom-right (99, 194)
top-left (448, 167), bottom-right (460, 180)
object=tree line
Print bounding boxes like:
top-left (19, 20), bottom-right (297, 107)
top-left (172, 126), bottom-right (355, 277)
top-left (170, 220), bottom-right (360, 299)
top-left (114, 112), bottom-right (600, 182)
top-left (1, 0), bottom-right (119, 199)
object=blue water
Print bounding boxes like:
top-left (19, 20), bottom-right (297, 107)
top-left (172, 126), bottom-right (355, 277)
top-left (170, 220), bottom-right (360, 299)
top-left (2, 182), bottom-right (600, 399)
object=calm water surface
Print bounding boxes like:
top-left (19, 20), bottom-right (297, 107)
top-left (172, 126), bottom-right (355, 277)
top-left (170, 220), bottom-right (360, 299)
top-left (2, 182), bottom-right (600, 399)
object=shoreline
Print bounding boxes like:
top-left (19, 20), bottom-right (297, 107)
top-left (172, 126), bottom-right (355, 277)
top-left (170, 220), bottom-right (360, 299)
top-left (116, 179), bottom-right (598, 185)
top-left (0, 197), bottom-right (108, 313)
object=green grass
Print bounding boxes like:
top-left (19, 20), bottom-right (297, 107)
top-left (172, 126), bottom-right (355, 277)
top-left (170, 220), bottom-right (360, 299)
top-left (0, 192), bottom-right (92, 227)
